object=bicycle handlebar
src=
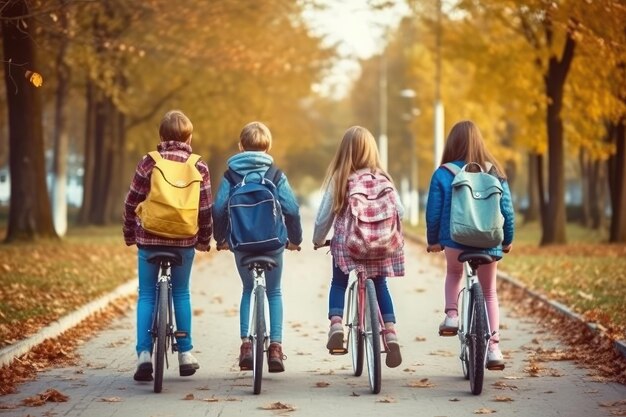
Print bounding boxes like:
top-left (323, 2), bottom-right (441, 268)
top-left (313, 239), bottom-right (331, 250)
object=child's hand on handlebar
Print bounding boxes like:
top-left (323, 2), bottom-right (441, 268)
top-left (426, 243), bottom-right (443, 253)
top-left (286, 242), bottom-right (301, 251)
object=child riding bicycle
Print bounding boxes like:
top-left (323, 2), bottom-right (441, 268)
top-left (212, 121), bottom-right (302, 373)
top-left (123, 110), bottom-right (213, 381)
top-left (313, 125), bottom-right (404, 368)
top-left (425, 120), bottom-right (515, 370)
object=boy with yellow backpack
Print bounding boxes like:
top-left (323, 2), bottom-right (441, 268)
top-left (123, 110), bottom-right (213, 381)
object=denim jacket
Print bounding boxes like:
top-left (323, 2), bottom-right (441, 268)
top-left (212, 151), bottom-right (303, 248)
top-left (425, 160), bottom-right (515, 259)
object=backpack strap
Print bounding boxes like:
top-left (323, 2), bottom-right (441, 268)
top-left (442, 162), bottom-right (460, 175)
top-left (148, 151), bottom-right (162, 162)
top-left (187, 153), bottom-right (201, 167)
top-left (264, 164), bottom-right (283, 185)
top-left (224, 164), bottom-right (282, 186)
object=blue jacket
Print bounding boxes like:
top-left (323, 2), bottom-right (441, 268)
top-left (425, 160), bottom-right (515, 259)
top-left (212, 151), bottom-right (303, 248)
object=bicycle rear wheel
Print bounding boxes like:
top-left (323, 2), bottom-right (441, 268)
top-left (468, 282), bottom-right (487, 395)
top-left (363, 279), bottom-right (381, 394)
top-left (346, 279), bottom-right (363, 376)
top-left (252, 285), bottom-right (266, 395)
top-left (153, 279), bottom-right (168, 393)
top-left (459, 288), bottom-right (470, 380)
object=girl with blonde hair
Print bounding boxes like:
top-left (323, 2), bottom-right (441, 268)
top-left (313, 125), bottom-right (405, 368)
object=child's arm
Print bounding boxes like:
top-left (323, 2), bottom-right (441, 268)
top-left (313, 184), bottom-right (334, 246)
top-left (196, 162), bottom-right (213, 251)
top-left (211, 178), bottom-right (231, 246)
top-left (122, 158), bottom-right (151, 246)
top-left (276, 174), bottom-right (303, 246)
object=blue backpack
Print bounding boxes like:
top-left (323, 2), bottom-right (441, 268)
top-left (224, 165), bottom-right (287, 253)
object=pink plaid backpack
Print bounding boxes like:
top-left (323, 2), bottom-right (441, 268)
top-left (344, 171), bottom-right (404, 259)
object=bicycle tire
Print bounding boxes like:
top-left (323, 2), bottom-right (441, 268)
top-left (468, 282), bottom-right (487, 395)
top-left (363, 279), bottom-right (382, 394)
top-left (153, 279), bottom-right (168, 393)
top-left (346, 280), bottom-right (364, 377)
top-left (459, 288), bottom-right (470, 380)
top-left (252, 284), bottom-right (266, 395)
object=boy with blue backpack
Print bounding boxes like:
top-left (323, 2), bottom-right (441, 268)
top-left (212, 121), bottom-right (302, 373)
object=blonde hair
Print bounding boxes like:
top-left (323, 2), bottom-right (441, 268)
top-left (239, 121), bottom-right (272, 151)
top-left (440, 120), bottom-right (506, 178)
top-left (323, 126), bottom-right (392, 214)
top-left (159, 110), bottom-right (193, 142)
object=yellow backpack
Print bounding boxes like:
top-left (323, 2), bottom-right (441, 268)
top-left (135, 151), bottom-right (203, 238)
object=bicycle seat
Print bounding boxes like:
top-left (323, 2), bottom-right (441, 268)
top-left (458, 251), bottom-right (494, 265)
top-left (147, 251), bottom-right (183, 266)
top-left (240, 254), bottom-right (278, 271)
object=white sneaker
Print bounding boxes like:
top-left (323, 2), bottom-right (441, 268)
top-left (486, 348), bottom-right (505, 370)
top-left (326, 323), bottom-right (344, 352)
top-left (438, 315), bottom-right (459, 336)
top-left (178, 351), bottom-right (200, 376)
top-left (133, 351), bottom-right (153, 381)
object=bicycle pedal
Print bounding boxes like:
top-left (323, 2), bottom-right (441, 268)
top-left (174, 331), bottom-right (188, 338)
top-left (438, 329), bottom-right (458, 337)
top-left (328, 348), bottom-right (348, 355)
top-left (486, 363), bottom-right (505, 371)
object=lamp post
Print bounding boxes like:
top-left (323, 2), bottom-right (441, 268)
top-left (400, 88), bottom-right (420, 226)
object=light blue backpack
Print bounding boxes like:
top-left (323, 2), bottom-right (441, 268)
top-left (443, 162), bottom-right (504, 248)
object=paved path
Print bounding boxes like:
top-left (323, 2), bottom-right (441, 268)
top-left (1, 211), bottom-right (625, 417)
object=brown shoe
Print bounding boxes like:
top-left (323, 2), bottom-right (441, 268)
top-left (239, 341), bottom-right (253, 371)
top-left (267, 342), bottom-right (285, 373)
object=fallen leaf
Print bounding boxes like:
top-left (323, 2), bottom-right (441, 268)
top-left (99, 397), bottom-right (122, 402)
top-left (315, 382), bottom-right (330, 388)
top-left (23, 389), bottom-right (68, 406)
top-left (493, 396), bottom-right (513, 402)
top-left (376, 396), bottom-right (396, 403)
top-left (407, 378), bottom-right (435, 388)
top-left (474, 408), bottom-right (496, 414)
top-left (183, 393), bottom-right (194, 400)
top-left (260, 402), bottom-right (295, 411)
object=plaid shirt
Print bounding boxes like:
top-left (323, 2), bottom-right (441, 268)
top-left (122, 141), bottom-right (213, 250)
top-left (326, 170), bottom-right (405, 278)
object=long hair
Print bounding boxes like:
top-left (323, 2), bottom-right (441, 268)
top-left (322, 126), bottom-right (393, 214)
top-left (440, 120), bottom-right (506, 178)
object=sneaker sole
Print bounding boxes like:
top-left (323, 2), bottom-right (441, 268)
top-left (268, 360), bottom-right (285, 373)
top-left (438, 327), bottom-right (458, 337)
top-left (385, 341), bottom-right (402, 368)
top-left (239, 357), bottom-right (253, 371)
top-left (486, 361), bottom-right (505, 371)
top-left (133, 362), bottom-right (153, 381)
top-left (326, 331), bottom-right (344, 351)
top-left (179, 363), bottom-right (199, 377)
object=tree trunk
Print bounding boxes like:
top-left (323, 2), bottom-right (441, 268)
top-left (609, 118), bottom-right (626, 242)
top-left (579, 149), bottom-right (590, 226)
top-left (51, 3), bottom-right (71, 235)
top-left (540, 17), bottom-right (576, 246)
top-left (525, 152), bottom-right (540, 223)
top-left (79, 79), bottom-right (96, 225)
top-left (1, 0), bottom-right (57, 242)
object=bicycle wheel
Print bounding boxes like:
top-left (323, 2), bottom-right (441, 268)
top-left (346, 279), bottom-right (364, 377)
top-left (459, 289), bottom-right (470, 380)
top-left (468, 282), bottom-right (488, 395)
top-left (363, 279), bottom-right (382, 394)
top-left (153, 279), bottom-right (168, 393)
top-left (252, 284), bottom-right (266, 395)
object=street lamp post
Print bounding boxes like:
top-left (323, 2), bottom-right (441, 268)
top-left (400, 88), bottom-right (420, 226)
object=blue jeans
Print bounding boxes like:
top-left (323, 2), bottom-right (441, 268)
top-left (136, 246), bottom-right (195, 354)
top-left (328, 260), bottom-right (396, 323)
top-left (234, 249), bottom-right (284, 343)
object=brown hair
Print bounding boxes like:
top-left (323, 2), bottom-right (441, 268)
top-left (239, 121), bottom-right (272, 151)
top-left (440, 120), bottom-right (506, 178)
top-left (159, 110), bottom-right (193, 142)
top-left (323, 126), bottom-right (393, 214)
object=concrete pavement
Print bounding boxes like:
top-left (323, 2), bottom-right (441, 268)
top-left (1, 211), bottom-right (625, 417)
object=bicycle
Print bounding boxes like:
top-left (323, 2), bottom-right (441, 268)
top-left (239, 253), bottom-right (277, 395)
top-left (315, 240), bottom-right (392, 394)
top-left (440, 251), bottom-right (499, 395)
top-left (146, 251), bottom-right (188, 393)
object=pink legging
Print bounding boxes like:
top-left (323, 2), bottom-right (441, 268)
top-left (444, 247), bottom-right (500, 342)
